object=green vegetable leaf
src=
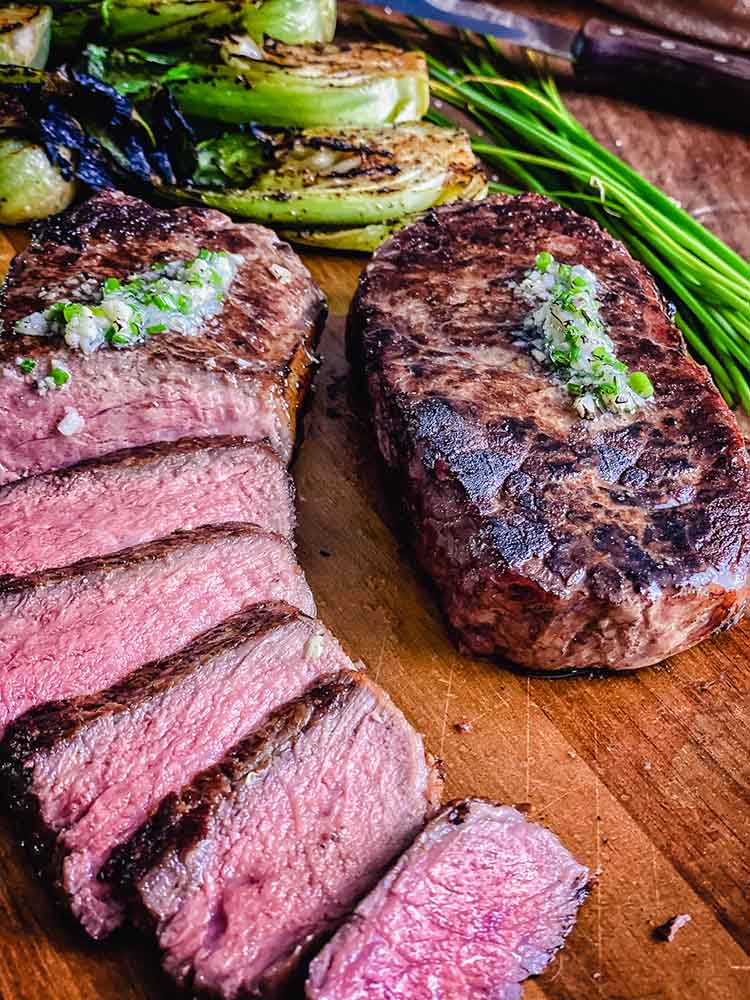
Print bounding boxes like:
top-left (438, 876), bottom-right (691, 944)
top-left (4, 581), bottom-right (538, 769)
top-left (535, 251), bottom-right (552, 273)
top-left (63, 303), bottom-right (83, 323)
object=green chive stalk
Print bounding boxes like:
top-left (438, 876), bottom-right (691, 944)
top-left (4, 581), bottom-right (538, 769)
top-left (366, 15), bottom-right (750, 410)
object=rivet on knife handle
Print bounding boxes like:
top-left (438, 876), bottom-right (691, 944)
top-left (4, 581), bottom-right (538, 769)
top-left (573, 18), bottom-right (750, 125)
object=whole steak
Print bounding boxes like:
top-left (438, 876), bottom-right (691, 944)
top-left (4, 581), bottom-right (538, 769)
top-left (348, 194), bottom-right (750, 671)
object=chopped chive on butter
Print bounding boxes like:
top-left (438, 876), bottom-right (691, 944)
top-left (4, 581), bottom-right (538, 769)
top-left (515, 252), bottom-right (655, 419)
top-left (535, 250), bottom-right (552, 273)
top-left (12, 248), bottom-right (244, 357)
top-left (627, 371), bottom-right (654, 398)
top-left (17, 357), bottom-right (36, 374)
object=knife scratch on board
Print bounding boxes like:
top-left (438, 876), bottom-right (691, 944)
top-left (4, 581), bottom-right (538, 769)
top-left (438, 665), bottom-right (454, 758)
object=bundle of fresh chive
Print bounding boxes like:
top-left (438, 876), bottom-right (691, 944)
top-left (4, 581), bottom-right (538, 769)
top-left (367, 14), bottom-right (750, 412)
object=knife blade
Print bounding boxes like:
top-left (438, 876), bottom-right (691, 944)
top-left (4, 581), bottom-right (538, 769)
top-left (359, 0), bottom-right (577, 60)
top-left (358, 0), bottom-right (750, 127)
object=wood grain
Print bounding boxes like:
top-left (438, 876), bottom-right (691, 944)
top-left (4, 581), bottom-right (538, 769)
top-left (3, 6), bottom-right (750, 997)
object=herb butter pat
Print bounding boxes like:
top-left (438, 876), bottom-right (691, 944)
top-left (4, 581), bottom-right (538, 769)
top-left (13, 248), bottom-right (244, 357)
top-left (516, 252), bottom-right (654, 419)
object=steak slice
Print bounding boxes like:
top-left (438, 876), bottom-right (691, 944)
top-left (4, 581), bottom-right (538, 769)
top-left (104, 672), bottom-right (442, 999)
top-left (0, 523), bottom-right (314, 738)
top-left (0, 189), bottom-right (326, 484)
top-left (0, 604), bottom-right (354, 940)
top-left (349, 194), bottom-right (750, 671)
top-left (0, 436), bottom-right (294, 577)
top-left (306, 798), bottom-right (589, 1000)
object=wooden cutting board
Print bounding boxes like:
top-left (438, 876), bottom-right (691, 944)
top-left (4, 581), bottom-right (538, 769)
top-left (599, 0), bottom-right (750, 50)
top-left (3, 8), bottom-right (750, 998)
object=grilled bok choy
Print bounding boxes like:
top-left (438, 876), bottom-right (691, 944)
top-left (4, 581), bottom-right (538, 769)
top-left (0, 6), bottom-right (52, 66)
top-left (173, 123), bottom-right (486, 237)
top-left (101, 0), bottom-right (335, 46)
top-left (0, 138), bottom-right (76, 223)
top-left (0, 64), bottom-right (182, 205)
top-left (85, 40), bottom-right (429, 126)
top-left (277, 218), bottom-right (420, 253)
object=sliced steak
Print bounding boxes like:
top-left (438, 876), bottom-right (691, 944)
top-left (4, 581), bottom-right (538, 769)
top-left (0, 604), bottom-right (353, 939)
top-left (349, 194), bottom-right (750, 671)
top-left (105, 672), bottom-right (442, 999)
top-left (0, 523), bottom-right (314, 738)
top-left (0, 189), bottom-right (326, 484)
top-left (0, 436), bottom-right (294, 576)
top-left (307, 798), bottom-right (589, 1000)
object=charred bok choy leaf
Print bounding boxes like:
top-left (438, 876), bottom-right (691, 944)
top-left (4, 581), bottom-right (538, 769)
top-left (85, 39), bottom-right (429, 126)
top-left (0, 63), bottom-right (184, 219)
top-left (100, 0), bottom-right (335, 47)
top-left (169, 123), bottom-right (486, 248)
top-left (0, 6), bottom-right (52, 66)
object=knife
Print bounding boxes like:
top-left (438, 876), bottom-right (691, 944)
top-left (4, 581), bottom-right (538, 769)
top-left (359, 0), bottom-right (750, 125)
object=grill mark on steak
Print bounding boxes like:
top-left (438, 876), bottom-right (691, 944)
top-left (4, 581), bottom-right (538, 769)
top-left (0, 190), bottom-right (327, 481)
top-left (348, 194), bottom-right (750, 670)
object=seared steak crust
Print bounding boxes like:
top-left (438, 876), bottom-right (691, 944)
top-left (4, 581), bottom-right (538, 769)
top-left (103, 676), bottom-right (357, 897)
top-left (0, 603), bottom-right (345, 938)
top-left (349, 194), bottom-right (750, 670)
top-left (0, 603), bottom-right (303, 878)
top-left (0, 435), bottom-right (295, 576)
top-left (0, 190), bottom-right (326, 482)
top-left (104, 671), bottom-right (442, 998)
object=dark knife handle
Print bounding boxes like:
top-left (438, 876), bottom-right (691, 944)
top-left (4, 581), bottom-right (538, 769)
top-left (574, 18), bottom-right (750, 125)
